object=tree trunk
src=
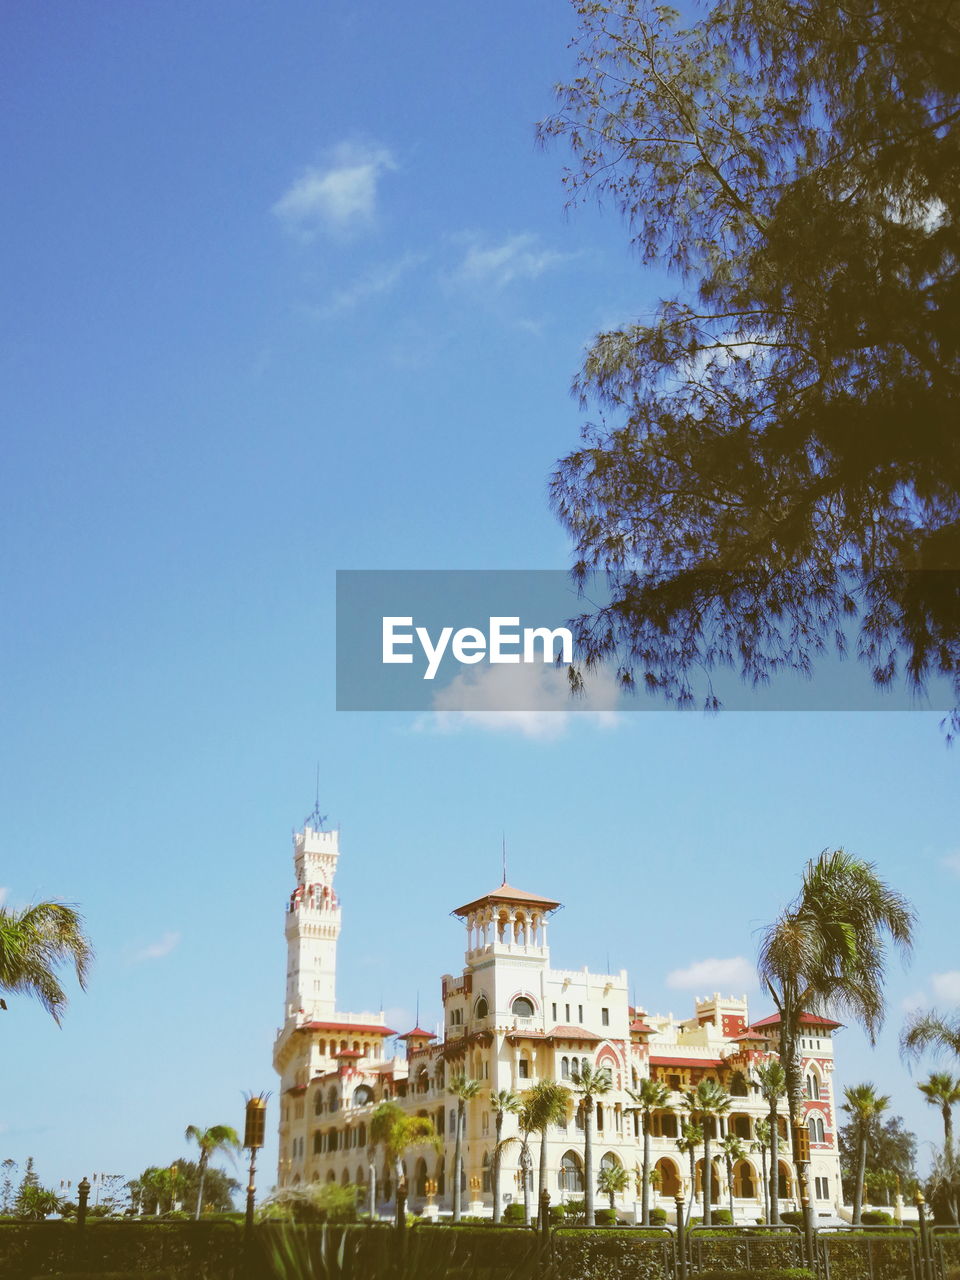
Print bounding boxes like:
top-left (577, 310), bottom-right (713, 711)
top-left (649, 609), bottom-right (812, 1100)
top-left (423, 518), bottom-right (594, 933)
top-left (492, 1114), bottom-right (503, 1224)
top-left (641, 1117), bottom-right (651, 1226)
top-left (453, 1103), bottom-right (464, 1222)
top-left (780, 1018), bottom-right (809, 1216)
top-left (521, 1139), bottom-right (532, 1226)
top-left (768, 1100), bottom-right (780, 1225)
top-left (703, 1125), bottom-right (713, 1226)
top-left (727, 1156), bottom-right (735, 1217)
top-left (538, 1129), bottom-right (549, 1229)
top-left (194, 1156), bottom-right (207, 1221)
top-left (944, 1103), bottom-right (959, 1224)
top-left (369, 1158), bottom-right (377, 1221)
top-left (584, 1102), bottom-right (596, 1226)
top-left (853, 1128), bottom-right (867, 1225)
top-left (686, 1148), bottom-right (696, 1226)
top-left (760, 1148), bottom-right (769, 1223)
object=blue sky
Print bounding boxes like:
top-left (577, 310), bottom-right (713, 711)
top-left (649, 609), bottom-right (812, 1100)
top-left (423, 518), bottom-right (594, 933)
top-left (1, 1), bottom-right (958, 1199)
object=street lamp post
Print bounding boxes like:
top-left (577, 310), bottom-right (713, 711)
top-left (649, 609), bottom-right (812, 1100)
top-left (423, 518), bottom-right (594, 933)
top-left (243, 1094), bottom-right (268, 1239)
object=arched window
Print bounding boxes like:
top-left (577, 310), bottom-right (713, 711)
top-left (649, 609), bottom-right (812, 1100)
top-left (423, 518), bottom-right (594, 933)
top-left (353, 1085), bottom-right (373, 1107)
top-left (512, 996), bottom-right (535, 1018)
top-left (414, 1158), bottom-right (428, 1197)
top-left (806, 1072), bottom-right (820, 1100)
top-left (733, 1160), bottom-right (756, 1198)
top-left (730, 1071), bottom-right (749, 1097)
top-left (808, 1116), bottom-right (825, 1144)
top-left (341, 1168), bottom-right (350, 1186)
top-left (731, 1114), bottom-right (752, 1140)
top-left (357, 1123), bottom-right (366, 1147)
top-left (482, 1150), bottom-right (491, 1192)
top-left (326, 1170), bottom-right (336, 1183)
top-left (328, 1087), bottom-right (339, 1113)
top-left (475, 995), bottom-right (489, 1020)
top-left (655, 1158), bottom-right (680, 1197)
top-left (560, 1150), bottom-right (584, 1192)
top-left (313, 1131), bottom-right (322, 1154)
top-left (600, 1152), bottom-right (622, 1172)
top-left (561, 1056), bottom-right (570, 1079)
top-left (314, 1092), bottom-right (324, 1116)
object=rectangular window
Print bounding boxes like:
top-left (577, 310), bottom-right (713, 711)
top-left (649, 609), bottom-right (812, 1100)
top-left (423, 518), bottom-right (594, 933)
top-left (578, 1005), bottom-right (583, 1023)
top-left (552, 1003), bottom-right (557, 1021)
top-left (518, 1059), bottom-right (530, 1079)
top-left (449, 1109), bottom-right (456, 1134)
top-left (601, 1007), bottom-right (609, 1026)
top-left (565, 1004), bottom-right (570, 1022)
top-left (482, 1113), bottom-right (489, 1135)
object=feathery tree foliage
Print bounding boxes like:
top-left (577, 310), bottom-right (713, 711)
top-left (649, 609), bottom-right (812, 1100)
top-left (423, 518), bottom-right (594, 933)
top-left (184, 1124), bottom-right (240, 1220)
top-left (539, 0), bottom-right (960, 725)
top-left (489, 1088), bottom-right (522, 1224)
top-left (0, 901), bottom-right (93, 1024)
top-left (369, 1100), bottom-right (440, 1228)
top-left (758, 849), bottom-right (913, 1199)
top-left (719, 1133), bottom-right (747, 1216)
top-left (683, 1078), bottom-right (731, 1225)
top-left (597, 1160), bottom-right (630, 1211)
top-left (842, 1083), bottom-right (890, 1224)
top-left (626, 1077), bottom-right (672, 1224)
top-left (571, 1063), bottom-right (612, 1226)
top-left (519, 1080), bottom-right (572, 1228)
top-left (676, 1119), bottom-right (703, 1225)
top-left (447, 1074), bottom-right (482, 1222)
top-left (917, 1071), bottom-right (960, 1221)
top-left (754, 1058), bottom-right (786, 1223)
top-left (837, 1111), bottom-right (917, 1209)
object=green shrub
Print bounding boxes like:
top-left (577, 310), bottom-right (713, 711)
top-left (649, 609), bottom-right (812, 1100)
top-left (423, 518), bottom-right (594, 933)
top-left (649, 1207), bottom-right (667, 1225)
top-left (594, 1208), bottom-right (617, 1226)
top-left (501, 1202), bottom-right (527, 1224)
top-left (691, 1210), bottom-right (733, 1225)
top-left (696, 1271), bottom-right (816, 1280)
top-left (779, 1210), bottom-right (804, 1227)
top-left (860, 1209), bottom-right (895, 1225)
top-left (548, 1204), bottom-right (565, 1223)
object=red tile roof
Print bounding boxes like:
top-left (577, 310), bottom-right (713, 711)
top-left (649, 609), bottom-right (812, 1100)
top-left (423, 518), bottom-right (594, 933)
top-left (399, 1027), bottom-right (436, 1040)
top-left (630, 1020), bottom-right (655, 1034)
top-left (452, 881), bottom-right (562, 917)
top-left (747, 1012), bottom-right (842, 1031)
top-left (548, 1025), bottom-right (603, 1042)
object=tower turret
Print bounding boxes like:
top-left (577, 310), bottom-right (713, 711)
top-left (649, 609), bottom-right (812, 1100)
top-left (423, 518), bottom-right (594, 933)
top-left (284, 823), bottom-right (342, 1022)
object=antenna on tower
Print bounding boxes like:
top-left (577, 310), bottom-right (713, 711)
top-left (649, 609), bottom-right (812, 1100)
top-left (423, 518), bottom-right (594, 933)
top-left (415, 991), bottom-right (420, 1028)
top-left (501, 832), bottom-right (507, 885)
top-left (304, 763), bottom-right (327, 831)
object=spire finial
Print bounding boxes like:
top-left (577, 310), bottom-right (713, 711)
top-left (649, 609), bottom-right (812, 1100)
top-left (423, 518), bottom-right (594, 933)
top-left (415, 990), bottom-right (420, 1028)
top-left (304, 763), bottom-right (327, 831)
top-left (501, 832), bottom-right (507, 885)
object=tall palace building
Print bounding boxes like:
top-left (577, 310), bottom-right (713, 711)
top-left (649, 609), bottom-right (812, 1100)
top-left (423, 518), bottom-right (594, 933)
top-left (273, 820), bottom-right (843, 1221)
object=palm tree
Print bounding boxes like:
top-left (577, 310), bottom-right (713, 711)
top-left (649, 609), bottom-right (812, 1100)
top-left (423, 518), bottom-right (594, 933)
top-left (626, 1078), bottom-right (672, 1225)
top-left (719, 1133), bottom-right (746, 1218)
top-left (369, 1100), bottom-right (440, 1227)
top-left (570, 1063), bottom-right (612, 1226)
top-left (676, 1120), bottom-right (703, 1225)
top-left (184, 1124), bottom-right (240, 1220)
top-left (902, 1009), bottom-right (960, 1064)
top-left (597, 1162), bottom-right (630, 1214)
top-left (753, 1118), bottom-right (772, 1223)
top-left (448, 1073), bottom-right (482, 1222)
top-left (842, 1082), bottom-right (890, 1225)
top-left (519, 1080), bottom-right (571, 1227)
top-left (758, 850), bottom-right (913, 1197)
top-left (0, 901), bottom-right (93, 1024)
top-left (683, 1079), bottom-right (731, 1226)
top-left (490, 1089), bottom-right (521, 1224)
top-left (917, 1072), bottom-right (960, 1223)
top-left (754, 1059), bottom-right (787, 1224)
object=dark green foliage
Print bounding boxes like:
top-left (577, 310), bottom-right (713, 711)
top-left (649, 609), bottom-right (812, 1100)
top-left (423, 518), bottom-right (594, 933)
top-left (860, 1209), bottom-right (896, 1225)
top-left (688, 1224), bottom-right (806, 1274)
top-left (778, 1212), bottom-right (804, 1227)
top-left (593, 1208), bottom-right (616, 1225)
top-left (553, 1227), bottom-right (674, 1280)
top-left (0, 1220), bottom-right (241, 1280)
top-left (838, 1112), bottom-right (917, 1204)
top-left (692, 1210), bottom-right (734, 1226)
top-left (695, 1272), bottom-right (816, 1280)
top-left (649, 1207), bottom-right (667, 1225)
top-left (539, 0), bottom-right (960, 727)
top-left (548, 1204), bottom-right (565, 1223)
top-left (502, 1203), bottom-right (527, 1224)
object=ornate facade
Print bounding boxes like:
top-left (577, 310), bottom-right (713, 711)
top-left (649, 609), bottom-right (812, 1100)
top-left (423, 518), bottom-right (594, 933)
top-left (273, 821), bottom-right (843, 1221)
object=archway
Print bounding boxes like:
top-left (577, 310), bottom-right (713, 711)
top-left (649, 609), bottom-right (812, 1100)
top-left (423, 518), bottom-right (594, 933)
top-left (733, 1160), bottom-right (756, 1198)
top-left (654, 1157), bottom-right (680, 1197)
top-left (559, 1150), bottom-right (584, 1193)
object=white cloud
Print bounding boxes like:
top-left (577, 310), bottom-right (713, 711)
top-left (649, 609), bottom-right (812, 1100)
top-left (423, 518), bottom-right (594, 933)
top-left (451, 233), bottom-right (571, 289)
top-left (316, 252), bottom-right (425, 318)
top-left (900, 989), bottom-right (929, 1012)
top-left (931, 971), bottom-right (960, 1003)
top-left (0, 887), bottom-right (7, 907)
top-left (272, 143), bottom-right (396, 237)
top-left (416, 663), bottom-right (621, 740)
top-left (941, 851), bottom-right (960, 877)
top-left (134, 931), bottom-right (180, 962)
top-left (666, 957), bottom-right (758, 992)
